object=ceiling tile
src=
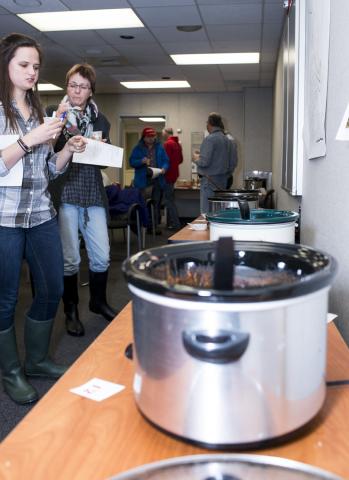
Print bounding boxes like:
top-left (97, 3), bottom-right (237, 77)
top-left (134, 6), bottom-right (201, 27)
top-left (162, 41), bottom-right (212, 54)
top-left (0, 0), bottom-right (66, 13)
top-left (110, 73), bottom-right (148, 81)
top-left (0, 14), bottom-right (40, 36)
top-left (220, 64), bottom-right (260, 81)
top-left (206, 24), bottom-right (261, 43)
top-left (263, 3), bottom-right (286, 24)
top-left (129, 0), bottom-right (195, 5)
top-left (62, 0), bottom-right (130, 8)
top-left (199, 4), bottom-right (262, 25)
top-left (151, 26), bottom-right (208, 43)
top-left (260, 62), bottom-right (275, 73)
top-left (136, 65), bottom-right (185, 78)
top-left (97, 28), bottom-right (156, 45)
top-left (44, 30), bottom-right (108, 46)
top-left (262, 22), bottom-right (283, 49)
top-left (95, 65), bottom-right (140, 75)
top-left (210, 40), bottom-right (261, 53)
top-left (197, 0), bottom-right (262, 4)
top-left (0, 1), bottom-right (283, 93)
top-left (115, 43), bottom-right (165, 57)
top-left (260, 50), bottom-right (278, 63)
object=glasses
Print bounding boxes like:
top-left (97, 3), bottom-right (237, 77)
top-left (67, 82), bottom-right (91, 91)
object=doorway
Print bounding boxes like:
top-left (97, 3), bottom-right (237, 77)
top-left (119, 115), bottom-right (166, 187)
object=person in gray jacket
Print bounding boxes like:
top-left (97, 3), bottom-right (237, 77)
top-left (193, 112), bottom-right (237, 213)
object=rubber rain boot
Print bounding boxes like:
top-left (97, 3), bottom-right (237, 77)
top-left (24, 317), bottom-right (68, 379)
top-left (89, 270), bottom-right (118, 322)
top-left (63, 273), bottom-right (84, 336)
top-left (0, 325), bottom-right (38, 404)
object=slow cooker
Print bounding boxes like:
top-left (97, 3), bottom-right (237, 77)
top-left (122, 239), bottom-right (337, 448)
top-left (208, 189), bottom-right (259, 214)
top-left (207, 207), bottom-right (299, 243)
top-left (110, 454), bottom-right (342, 479)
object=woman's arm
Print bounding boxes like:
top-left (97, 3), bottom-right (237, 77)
top-left (55, 135), bottom-right (87, 172)
top-left (0, 120), bottom-right (63, 173)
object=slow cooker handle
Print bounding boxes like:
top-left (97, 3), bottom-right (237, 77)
top-left (182, 329), bottom-right (250, 364)
top-left (237, 198), bottom-right (250, 220)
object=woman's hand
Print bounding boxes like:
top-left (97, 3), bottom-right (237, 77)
top-left (56, 101), bottom-right (70, 120)
top-left (142, 157), bottom-right (150, 165)
top-left (65, 135), bottom-right (88, 153)
top-left (23, 119), bottom-right (63, 147)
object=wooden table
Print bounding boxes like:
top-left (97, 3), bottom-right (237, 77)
top-left (0, 302), bottom-right (348, 479)
top-left (168, 218), bottom-right (209, 243)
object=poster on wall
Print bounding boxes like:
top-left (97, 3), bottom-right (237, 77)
top-left (302, 0), bottom-right (331, 160)
top-left (335, 102), bottom-right (349, 141)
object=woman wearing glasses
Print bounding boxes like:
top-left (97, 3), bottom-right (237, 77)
top-left (49, 63), bottom-right (117, 337)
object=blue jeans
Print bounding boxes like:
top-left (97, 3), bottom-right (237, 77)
top-left (58, 203), bottom-right (110, 275)
top-left (0, 218), bottom-right (64, 331)
top-left (200, 175), bottom-right (228, 214)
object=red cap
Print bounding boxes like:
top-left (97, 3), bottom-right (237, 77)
top-left (142, 127), bottom-right (156, 138)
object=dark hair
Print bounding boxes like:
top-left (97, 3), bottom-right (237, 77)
top-left (0, 33), bottom-right (44, 132)
top-left (66, 63), bottom-right (96, 94)
top-left (207, 112), bottom-right (224, 130)
top-left (164, 127), bottom-right (173, 135)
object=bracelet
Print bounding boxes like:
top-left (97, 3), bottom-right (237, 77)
top-left (17, 138), bottom-right (32, 154)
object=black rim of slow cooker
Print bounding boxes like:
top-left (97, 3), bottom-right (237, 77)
top-left (122, 241), bottom-right (337, 303)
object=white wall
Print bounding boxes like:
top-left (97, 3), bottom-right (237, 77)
top-left (301, 0), bottom-right (349, 341)
top-left (244, 88), bottom-right (273, 174)
top-left (42, 89), bottom-right (273, 188)
top-left (272, 0), bottom-right (349, 342)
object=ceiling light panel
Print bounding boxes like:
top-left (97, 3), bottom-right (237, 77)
top-left (37, 83), bottom-right (63, 91)
top-left (139, 117), bottom-right (165, 122)
top-left (120, 81), bottom-right (191, 89)
top-left (17, 8), bottom-right (144, 31)
top-left (171, 52), bottom-right (260, 65)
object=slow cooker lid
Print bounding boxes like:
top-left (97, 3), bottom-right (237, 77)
top-left (110, 453), bottom-right (341, 479)
top-left (122, 240), bottom-right (336, 302)
top-left (212, 189), bottom-right (259, 199)
top-left (207, 209), bottom-right (299, 225)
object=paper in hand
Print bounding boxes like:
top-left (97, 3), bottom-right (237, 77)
top-left (73, 139), bottom-right (123, 168)
top-left (0, 135), bottom-right (22, 187)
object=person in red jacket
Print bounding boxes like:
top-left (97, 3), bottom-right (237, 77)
top-left (162, 127), bottom-right (183, 230)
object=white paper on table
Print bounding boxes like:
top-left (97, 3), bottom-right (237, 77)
top-left (72, 139), bottom-right (123, 168)
top-left (0, 135), bottom-right (22, 186)
top-left (327, 313), bottom-right (338, 324)
top-left (70, 377), bottom-right (125, 402)
top-left (335, 102), bottom-right (349, 141)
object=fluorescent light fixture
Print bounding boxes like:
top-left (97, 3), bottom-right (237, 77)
top-left (37, 83), bottom-right (63, 91)
top-left (17, 8), bottom-right (144, 32)
top-left (171, 52), bottom-right (260, 65)
top-left (120, 81), bottom-right (191, 89)
top-left (139, 117), bottom-right (165, 122)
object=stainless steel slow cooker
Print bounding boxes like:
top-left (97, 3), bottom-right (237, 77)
top-left (110, 454), bottom-right (342, 479)
top-left (122, 240), bottom-right (337, 448)
top-left (207, 207), bottom-right (299, 243)
top-left (208, 189), bottom-right (259, 214)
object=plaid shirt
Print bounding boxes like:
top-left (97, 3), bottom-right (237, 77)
top-left (60, 163), bottom-right (104, 208)
top-left (0, 102), bottom-right (67, 228)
